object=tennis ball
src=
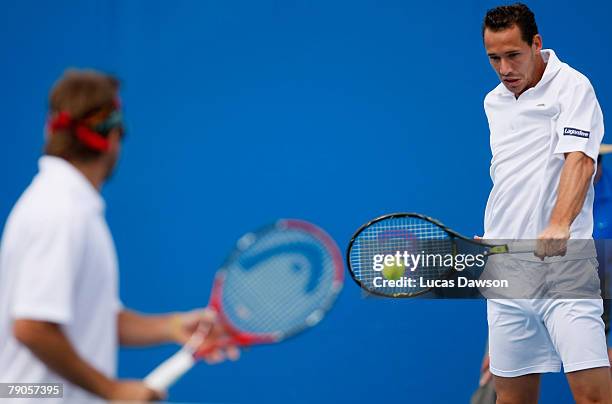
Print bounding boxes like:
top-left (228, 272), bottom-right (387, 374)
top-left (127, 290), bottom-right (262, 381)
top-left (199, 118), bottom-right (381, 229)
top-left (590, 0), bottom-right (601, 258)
top-left (382, 262), bottom-right (405, 281)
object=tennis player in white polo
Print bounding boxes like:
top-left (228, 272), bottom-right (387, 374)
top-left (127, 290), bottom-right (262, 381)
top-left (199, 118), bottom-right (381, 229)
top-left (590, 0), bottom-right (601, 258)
top-left (0, 70), bottom-right (238, 403)
top-left (481, 3), bottom-right (612, 403)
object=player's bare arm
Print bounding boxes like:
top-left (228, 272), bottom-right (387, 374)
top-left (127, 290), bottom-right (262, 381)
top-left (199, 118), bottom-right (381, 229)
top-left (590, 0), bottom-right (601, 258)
top-left (118, 309), bottom-right (201, 346)
top-left (13, 319), bottom-right (162, 401)
top-left (536, 151), bottom-right (595, 259)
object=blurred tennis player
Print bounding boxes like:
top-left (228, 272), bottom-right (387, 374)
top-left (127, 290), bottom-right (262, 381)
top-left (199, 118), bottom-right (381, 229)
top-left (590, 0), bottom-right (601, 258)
top-left (481, 3), bottom-right (611, 403)
top-left (0, 69), bottom-right (238, 403)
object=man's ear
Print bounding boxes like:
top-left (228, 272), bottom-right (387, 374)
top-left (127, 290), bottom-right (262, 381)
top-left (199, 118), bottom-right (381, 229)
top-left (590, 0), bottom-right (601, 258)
top-left (532, 34), bottom-right (543, 52)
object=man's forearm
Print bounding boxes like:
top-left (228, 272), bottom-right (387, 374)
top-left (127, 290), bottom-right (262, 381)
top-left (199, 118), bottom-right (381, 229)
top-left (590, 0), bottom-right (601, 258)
top-left (548, 151), bottom-right (595, 227)
top-left (13, 320), bottom-right (114, 399)
top-left (118, 309), bottom-right (176, 346)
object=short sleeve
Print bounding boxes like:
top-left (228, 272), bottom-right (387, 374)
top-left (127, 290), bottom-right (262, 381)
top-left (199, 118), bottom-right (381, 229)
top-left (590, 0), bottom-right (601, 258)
top-left (11, 214), bottom-right (86, 324)
top-left (553, 81), bottom-right (604, 161)
top-left (115, 296), bottom-right (124, 313)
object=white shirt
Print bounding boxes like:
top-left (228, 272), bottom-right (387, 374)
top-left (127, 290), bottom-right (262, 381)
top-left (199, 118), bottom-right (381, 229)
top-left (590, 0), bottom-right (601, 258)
top-left (483, 49), bottom-right (604, 242)
top-left (0, 156), bottom-right (121, 403)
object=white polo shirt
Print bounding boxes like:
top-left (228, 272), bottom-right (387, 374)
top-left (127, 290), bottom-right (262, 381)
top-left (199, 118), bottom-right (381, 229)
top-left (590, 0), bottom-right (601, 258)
top-left (483, 49), bottom-right (604, 241)
top-left (0, 156), bottom-right (121, 403)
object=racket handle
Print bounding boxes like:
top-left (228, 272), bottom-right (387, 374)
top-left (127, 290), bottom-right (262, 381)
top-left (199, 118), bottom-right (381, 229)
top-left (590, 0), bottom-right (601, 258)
top-left (506, 240), bottom-right (536, 254)
top-left (144, 348), bottom-right (195, 392)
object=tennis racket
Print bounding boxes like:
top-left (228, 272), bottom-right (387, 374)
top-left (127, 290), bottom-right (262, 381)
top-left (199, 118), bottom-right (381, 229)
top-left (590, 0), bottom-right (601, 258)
top-left (145, 219), bottom-right (344, 391)
top-left (346, 213), bottom-right (534, 298)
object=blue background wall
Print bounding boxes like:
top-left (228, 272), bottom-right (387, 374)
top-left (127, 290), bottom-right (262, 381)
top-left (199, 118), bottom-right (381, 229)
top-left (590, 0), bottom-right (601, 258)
top-left (1, 1), bottom-right (610, 402)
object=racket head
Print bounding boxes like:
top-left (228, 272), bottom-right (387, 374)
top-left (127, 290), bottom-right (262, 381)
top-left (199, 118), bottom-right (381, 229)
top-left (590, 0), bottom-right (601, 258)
top-left (206, 219), bottom-right (344, 348)
top-left (346, 213), bottom-right (457, 298)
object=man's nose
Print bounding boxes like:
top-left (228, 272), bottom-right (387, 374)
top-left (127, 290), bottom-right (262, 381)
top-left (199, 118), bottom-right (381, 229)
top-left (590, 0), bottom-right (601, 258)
top-left (499, 58), bottom-right (512, 76)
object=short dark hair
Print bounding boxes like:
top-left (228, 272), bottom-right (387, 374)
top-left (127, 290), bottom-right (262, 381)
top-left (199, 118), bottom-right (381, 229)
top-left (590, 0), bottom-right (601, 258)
top-left (482, 3), bottom-right (538, 46)
top-left (45, 69), bottom-right (120, 162)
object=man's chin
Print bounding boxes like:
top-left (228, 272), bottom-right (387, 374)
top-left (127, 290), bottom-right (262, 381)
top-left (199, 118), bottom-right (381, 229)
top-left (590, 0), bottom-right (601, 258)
top-left (103, 159), bottom-right (119, 182)
top-left (104, 168), bottom-right (116, 182)
top-left (503, 82), bottom-right (524, 96)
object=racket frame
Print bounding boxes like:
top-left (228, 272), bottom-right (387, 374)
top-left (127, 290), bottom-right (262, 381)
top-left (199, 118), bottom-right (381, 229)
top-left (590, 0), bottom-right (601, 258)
top-left (205, 219), bottom-right (345, 350)
top-left (146, 219), bottom-right (344, 391)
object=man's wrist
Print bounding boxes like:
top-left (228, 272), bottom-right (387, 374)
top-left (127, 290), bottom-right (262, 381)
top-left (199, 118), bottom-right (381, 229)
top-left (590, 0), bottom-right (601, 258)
top-left (545, 219), bottom-right (571, 231)
top-left (91, 375), bottom-right (116, 400)
top-left (165, 313), bottom-right (183, 344)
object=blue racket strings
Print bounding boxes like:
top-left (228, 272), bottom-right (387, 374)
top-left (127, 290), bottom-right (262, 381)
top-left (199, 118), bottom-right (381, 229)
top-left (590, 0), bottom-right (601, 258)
top-left (348, 216), bottom-right (453, 296)
top-left (221, 225), bottom-right (340, 338)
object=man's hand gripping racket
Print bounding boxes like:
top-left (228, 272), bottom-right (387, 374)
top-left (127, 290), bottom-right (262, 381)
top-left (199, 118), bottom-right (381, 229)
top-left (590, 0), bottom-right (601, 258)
top-left (145, 219), bottom-right (344, 392)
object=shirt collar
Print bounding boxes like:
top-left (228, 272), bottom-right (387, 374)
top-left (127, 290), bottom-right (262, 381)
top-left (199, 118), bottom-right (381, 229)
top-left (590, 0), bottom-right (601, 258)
top-left (494, 49), bottom-right (563, 96)
top-left (38, 156), bottom-right (105, 213)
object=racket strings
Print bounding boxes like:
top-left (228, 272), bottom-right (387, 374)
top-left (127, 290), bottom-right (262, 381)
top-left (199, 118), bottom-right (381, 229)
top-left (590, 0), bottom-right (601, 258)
top-left (349, 217), bottom-right (453, 296)
top-left (221, 228), bottom-right (338, 336)
top-left (228, 256), bottom-right (330, 332)
top-left (237, 254), bottom-right (331, 332)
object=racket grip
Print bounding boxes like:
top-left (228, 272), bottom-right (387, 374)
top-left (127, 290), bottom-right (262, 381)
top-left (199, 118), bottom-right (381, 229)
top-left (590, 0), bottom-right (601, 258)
top-left (507, 240), bottom-right (536, 254)
top-left (144, 349), bottom-right (196, 391)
